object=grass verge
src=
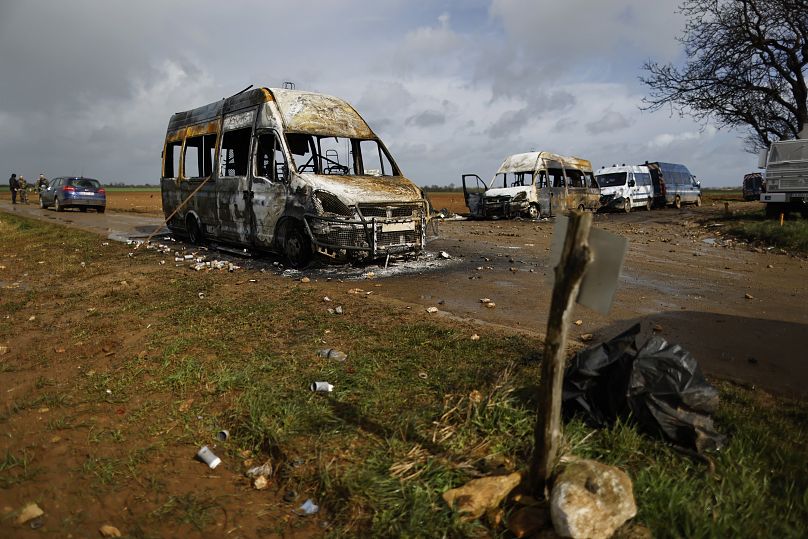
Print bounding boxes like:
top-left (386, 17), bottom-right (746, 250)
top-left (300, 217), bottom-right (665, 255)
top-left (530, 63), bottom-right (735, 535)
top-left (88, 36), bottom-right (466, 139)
top-left (0, 211), bottom-right (806, 538)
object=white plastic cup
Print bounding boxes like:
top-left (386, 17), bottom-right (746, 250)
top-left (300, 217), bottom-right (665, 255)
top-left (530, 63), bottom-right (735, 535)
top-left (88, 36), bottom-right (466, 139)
top-left (196, 445), bottom-right (221, 469)
top-left (216, 430), bottom-right (229, 442)
top-left (310, 381), bottom-right (334, 393)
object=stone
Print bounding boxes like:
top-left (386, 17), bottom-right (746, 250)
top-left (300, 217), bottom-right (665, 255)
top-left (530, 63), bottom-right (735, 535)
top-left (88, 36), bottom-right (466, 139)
top-left (99, 524), bottom-right (122, 537)
top-left (427, 307), bottom-right (439, 313)
top-left (442, 472), bottom-right (521, 520)
top-left (16, 503), bottom-right (43, 525)
top-left (550, 459), bottom-right (637, 539)
top-left (508, 505), bottom-right (551, 538)
top-left (300, 277), bottom-right (311, 283)
top-left (253, 475), bottom-right (270, 490)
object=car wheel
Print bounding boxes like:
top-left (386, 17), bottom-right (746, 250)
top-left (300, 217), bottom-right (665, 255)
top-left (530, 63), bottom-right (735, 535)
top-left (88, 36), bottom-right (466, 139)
top-left (624, 198), bottom-right (632, 213)
top-left (525, 203), bottom-right (539, 220)
top-left (54, 197), bottom-right (63, 212)
top-left (695, 195), bottom-right (702, 207)
top-left (283, 221), bottom-right (311, 268)
top-left (645, 198), bottom-right (652, 211)
top-left (39, 197), bottom-right (47, 209)
top-left (186, 215), bottom-right (203, 245)
top-left (97, 206), bottom-right (105, 214)
top-left (674, 196), bottom-right (682, 209)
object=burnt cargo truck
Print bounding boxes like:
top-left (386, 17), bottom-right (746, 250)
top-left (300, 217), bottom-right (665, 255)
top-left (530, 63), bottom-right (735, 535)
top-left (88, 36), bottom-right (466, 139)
top-left (462, 151), bottom-right (600, 219)
top-left (160, 87), bottom-right (429, 267)
top-left (644, 162), bottom-right (702, 208)
top-left (759, 139), bottom-right (808, 218)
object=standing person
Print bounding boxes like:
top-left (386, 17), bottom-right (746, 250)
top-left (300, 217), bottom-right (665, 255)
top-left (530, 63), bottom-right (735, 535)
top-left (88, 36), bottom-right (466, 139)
top-left (8, 173), bottom-right (18, 204)
top-left (18, 176), bottom-right (29, 204)
top-left (36, 174), bottom-right (48, 196)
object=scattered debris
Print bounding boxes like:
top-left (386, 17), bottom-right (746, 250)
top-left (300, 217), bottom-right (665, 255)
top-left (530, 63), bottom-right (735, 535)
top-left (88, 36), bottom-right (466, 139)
top-left (283, 490), bottom-right (299, 503)
top-left (418, 372), bottom-right (428, 379)
top-left (652, 324), bottom-right (663, 333)
top-left (427, 306), bottom-right (439, 313)
top-left (470, 334), bottom-right (480, 341)
top-left (99, 524), bottom-right (122, 537)
top-left (216, 430), bottom-right (230, 442)
top-left (484, 302), bottom-right (496, 309)
top-left (439, 251), bottom-right (451, 259)
top-left (322, 296), bottom-right (332, 302)
top-left (301, 277), bottom-right (311, 283)
top-left (16, 503), bottom-right (44, 525)
top-left (297, 499), bottom-right (320, 516)
top-left (744, 293), bottom-right (754, 299)
top-left (198, 292), bottom-right (205, 299)
top-left (310, 381), bottom-right (334, 393)
top-left (579, 333), bottom-right (593, 342)
top-left (28, 315), bottom-right (36, 322)
top-left (550, 459), bottom-right (637, 539)
top-left (574, 320), bottom-right (583, 326)
top-left (0, 344), bottom-right (9, 355)
top-left (334, 306), bottom-right (344, 315)
top-left (442, 472), bottom-right (522, 520)
top-left (196, 446), bottom-right (221, 469)
top-left (563, 324), bottom-right (725, 453)
top-left (480, 298), bottom-right (492, 304)
top-left (253, 476), bottom-right (270, 490)
top-left (318, 349), bottom-right (347, 362)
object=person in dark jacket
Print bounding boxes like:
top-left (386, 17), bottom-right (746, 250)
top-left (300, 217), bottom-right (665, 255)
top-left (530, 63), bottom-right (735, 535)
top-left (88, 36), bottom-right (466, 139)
top-left (8, 173), bottom-right (18, 204)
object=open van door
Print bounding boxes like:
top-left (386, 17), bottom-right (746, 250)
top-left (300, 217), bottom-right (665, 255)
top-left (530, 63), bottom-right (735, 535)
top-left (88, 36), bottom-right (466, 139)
top-left (462, 174), bottom-right (488, 218)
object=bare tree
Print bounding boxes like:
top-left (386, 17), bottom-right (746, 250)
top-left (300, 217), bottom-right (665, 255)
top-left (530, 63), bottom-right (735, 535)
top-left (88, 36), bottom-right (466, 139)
top-left (641, 0), bottom-right (808, 152)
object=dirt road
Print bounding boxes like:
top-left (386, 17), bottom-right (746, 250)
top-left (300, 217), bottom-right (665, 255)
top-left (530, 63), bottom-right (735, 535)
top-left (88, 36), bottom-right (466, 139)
top-left (2, 194), bottom-right (806, 397)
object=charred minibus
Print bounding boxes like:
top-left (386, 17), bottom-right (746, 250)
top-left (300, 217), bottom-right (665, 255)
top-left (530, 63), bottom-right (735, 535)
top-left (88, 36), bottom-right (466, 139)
top-left (160, 87), bottom-right (429, 266)
top-left (462, 151), bottom-right (600, 219)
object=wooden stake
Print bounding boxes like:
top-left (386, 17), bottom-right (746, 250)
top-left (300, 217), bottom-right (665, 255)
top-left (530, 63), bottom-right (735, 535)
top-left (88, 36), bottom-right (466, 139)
top-left (530, 211), bottom-right (593, 496)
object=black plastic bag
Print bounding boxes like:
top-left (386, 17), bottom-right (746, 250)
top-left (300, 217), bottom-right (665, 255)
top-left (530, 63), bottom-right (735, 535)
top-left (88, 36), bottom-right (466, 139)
top-left (563, 324), bottom-right (725, 452)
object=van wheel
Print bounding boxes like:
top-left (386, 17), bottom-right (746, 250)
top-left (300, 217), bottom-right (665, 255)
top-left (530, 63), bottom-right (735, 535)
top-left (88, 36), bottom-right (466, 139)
top-left (645, 198), bottom-right (652, 211)
top-left (674, 196), bottom-right (682, 209)
top-left (186, 215), bottom-right (204, 245)
top-left (624, 198), bottom-right (632, 213)
top-left (526, 203), bottom-right (539, 220)
top-left (695, 195), bottom-right (702, 207)
top-left (283, 221), bottom-right (311, 268)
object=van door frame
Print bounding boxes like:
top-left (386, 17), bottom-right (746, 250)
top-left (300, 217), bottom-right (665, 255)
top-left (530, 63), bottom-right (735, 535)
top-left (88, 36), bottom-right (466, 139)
top-left (249, 129), bottom-right (290, 248)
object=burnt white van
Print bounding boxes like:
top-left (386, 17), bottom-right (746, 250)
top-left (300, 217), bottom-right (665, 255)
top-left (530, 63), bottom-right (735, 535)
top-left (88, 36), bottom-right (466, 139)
top-left (462, 151), bottom-right (600, 219)
top-left (160, 87), bottom-right (429, 266)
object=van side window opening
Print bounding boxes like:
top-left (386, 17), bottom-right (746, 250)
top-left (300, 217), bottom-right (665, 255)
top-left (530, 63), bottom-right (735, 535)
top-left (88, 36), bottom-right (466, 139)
top-left (184, 134), bottom-right (216, 179)
top-left (220, 128), bottom-right (252, 177)
top-left (566, 169), bottom-right (585, 188)
top-left (164, 141), bottom-right (182, 178)
top-left (585, 172), bottom-right (597, 188)
top-left (548, 168), bottom-right (565, 187)
top-left (495, 173), bottom-right (509, 188)
top-left (255, 133), bottom-right (288, 181)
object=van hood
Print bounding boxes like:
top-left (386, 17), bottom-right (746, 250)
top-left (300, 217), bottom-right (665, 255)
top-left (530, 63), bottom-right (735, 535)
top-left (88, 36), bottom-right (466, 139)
top-left (297, 173), bottom-right (423, 205)
top-left (484, 186), bottom-right (531, 198)
top-left (599, 185), bottom-right (626, 197)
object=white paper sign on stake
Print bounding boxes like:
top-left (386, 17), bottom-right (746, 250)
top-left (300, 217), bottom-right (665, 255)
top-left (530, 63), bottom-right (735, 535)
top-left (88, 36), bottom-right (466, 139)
top-left (549, 215), bottom-right (628, 315)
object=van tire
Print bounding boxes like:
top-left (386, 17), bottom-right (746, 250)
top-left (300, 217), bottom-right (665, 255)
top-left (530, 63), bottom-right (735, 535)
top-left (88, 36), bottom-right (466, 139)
top-left (674, 196), bottom-right (682, 209)
top-left (526, 203), bottom-right (539, 219)
top-left (695, 195), bottom-right (702, 207)
top-left (624, 198), bottom-right (631, 213)
top-left (645, 198), bottom-right (652, 211)
top-left (283, 221), bottom-right (311, 268)
top-left (186, 215), bottom-right (204, 245)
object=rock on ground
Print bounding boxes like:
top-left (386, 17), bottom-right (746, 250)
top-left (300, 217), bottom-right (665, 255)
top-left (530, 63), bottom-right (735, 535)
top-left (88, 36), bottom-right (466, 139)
top-left (550, 459), bottom-right (636, 539)
top-left (442, 472), bottom-right (521, 520)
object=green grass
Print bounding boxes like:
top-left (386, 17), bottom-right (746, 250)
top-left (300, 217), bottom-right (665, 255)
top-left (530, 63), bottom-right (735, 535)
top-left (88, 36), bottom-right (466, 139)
top-left (1, 210), bottom-right (807, 537)
top-left (726, 218), bottom-right (808, 253)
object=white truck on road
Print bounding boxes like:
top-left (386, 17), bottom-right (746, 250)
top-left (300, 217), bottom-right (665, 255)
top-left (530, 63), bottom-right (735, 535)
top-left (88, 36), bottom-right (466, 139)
top-left (759, 138), bottom-right (808, 218)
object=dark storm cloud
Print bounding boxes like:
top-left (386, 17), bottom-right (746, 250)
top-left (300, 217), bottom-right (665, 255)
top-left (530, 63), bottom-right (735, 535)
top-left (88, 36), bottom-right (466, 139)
top-left (406, 110), bottom-right (447, 127)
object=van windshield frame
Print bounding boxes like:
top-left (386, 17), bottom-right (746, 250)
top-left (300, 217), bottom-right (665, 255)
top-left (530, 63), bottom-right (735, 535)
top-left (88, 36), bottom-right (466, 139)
top-left (285, 133), bottom-right (401, 177)
top-left (595, 172), bottom-right (627, 187)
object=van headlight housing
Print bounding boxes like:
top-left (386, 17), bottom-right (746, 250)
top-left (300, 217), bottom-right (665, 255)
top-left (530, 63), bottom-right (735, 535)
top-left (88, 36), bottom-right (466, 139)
top-left (314, 190), bottom-right (352, 217)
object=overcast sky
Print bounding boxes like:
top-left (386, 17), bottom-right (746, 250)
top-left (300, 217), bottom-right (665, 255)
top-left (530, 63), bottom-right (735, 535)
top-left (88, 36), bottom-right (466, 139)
top-left (0, 0), bottom-right (760, 187)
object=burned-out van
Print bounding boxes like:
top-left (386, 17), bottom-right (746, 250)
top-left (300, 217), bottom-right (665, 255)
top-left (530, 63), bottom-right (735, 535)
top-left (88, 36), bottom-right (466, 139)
top-left (462, 152), bottom-right (600, 219)
top-left (160, 87), bottom-right (429, 266)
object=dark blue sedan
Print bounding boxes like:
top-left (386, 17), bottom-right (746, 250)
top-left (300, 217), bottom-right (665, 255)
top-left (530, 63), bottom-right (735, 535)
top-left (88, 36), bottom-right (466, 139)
top-left (40, 177), bottom-right (106, 213)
